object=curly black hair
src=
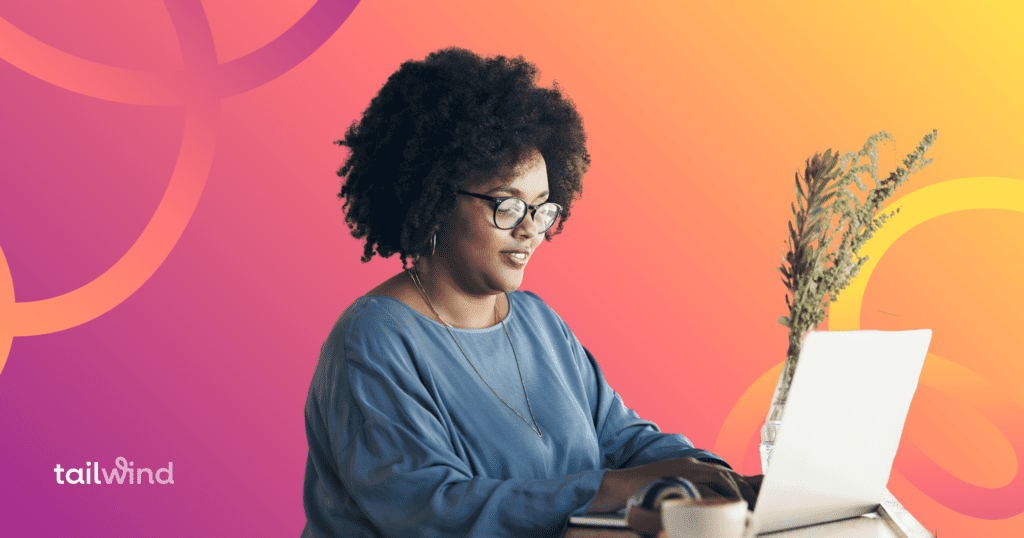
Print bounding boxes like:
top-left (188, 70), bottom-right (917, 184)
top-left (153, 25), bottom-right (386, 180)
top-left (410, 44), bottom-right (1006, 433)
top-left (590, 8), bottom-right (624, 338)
top-left (336, 47), bottom-right (590, 266)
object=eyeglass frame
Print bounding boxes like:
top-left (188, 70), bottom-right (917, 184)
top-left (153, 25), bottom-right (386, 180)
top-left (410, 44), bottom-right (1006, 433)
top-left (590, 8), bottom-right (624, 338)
top-left (456, 190), bottom-right (563, 232)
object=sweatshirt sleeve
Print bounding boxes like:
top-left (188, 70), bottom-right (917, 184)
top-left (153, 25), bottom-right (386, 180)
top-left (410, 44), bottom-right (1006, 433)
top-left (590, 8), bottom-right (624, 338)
top-left (302, 305), bottom-right (605, 538)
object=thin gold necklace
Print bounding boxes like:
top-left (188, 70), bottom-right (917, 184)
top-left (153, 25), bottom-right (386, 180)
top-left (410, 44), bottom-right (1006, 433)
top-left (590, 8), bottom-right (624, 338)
top-left (407, 267), bottom-right (542, 438)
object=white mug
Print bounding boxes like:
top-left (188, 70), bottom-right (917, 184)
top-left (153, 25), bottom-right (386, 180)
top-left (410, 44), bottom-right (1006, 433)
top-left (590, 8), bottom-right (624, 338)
top-left (661, 497), bottom-right (751, 538)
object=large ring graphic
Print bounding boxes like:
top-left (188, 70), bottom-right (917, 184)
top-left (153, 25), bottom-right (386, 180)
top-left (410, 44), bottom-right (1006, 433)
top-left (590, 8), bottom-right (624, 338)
top-left (0, 0), bottom-right (360, 378)
top-left (715, 177), bottom-right (1024, 519)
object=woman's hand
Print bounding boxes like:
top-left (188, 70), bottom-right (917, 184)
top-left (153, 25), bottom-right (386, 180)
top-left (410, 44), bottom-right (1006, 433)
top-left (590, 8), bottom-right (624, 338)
top-left (589, 457), bottom-right (762, 514)
top-left (589, 457), bottom-right (761, 535)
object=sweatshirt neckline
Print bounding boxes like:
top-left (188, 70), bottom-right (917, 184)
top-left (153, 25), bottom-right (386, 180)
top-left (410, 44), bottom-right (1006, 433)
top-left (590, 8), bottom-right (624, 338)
top-left (362, 292), bottom-right (517, 333)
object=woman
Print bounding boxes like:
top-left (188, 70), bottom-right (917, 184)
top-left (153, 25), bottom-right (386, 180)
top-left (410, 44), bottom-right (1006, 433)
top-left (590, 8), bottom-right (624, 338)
top-left (301, 48), bottom-right (761, 537)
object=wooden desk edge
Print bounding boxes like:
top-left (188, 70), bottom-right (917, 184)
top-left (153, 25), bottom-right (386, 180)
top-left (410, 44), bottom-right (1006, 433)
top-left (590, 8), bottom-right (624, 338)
top-left (878, 489), bottom-right (935, 538)
top-left (566, 490), bottom-right (934, 538)
top-left (564, 526), bottom-right (642, 538)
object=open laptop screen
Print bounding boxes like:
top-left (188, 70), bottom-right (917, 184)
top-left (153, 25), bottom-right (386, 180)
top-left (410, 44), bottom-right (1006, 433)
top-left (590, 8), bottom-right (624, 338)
top-left (750, 329), bottom-right (931, 534)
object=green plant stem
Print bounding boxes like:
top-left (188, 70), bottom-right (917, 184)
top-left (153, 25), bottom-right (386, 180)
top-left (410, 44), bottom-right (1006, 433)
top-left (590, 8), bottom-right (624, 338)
top-left (769, 129), bottom-right (937, 422)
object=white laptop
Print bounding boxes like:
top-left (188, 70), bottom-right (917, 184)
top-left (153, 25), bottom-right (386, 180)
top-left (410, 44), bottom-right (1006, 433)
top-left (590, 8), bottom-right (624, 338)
top-left (570, 329), bottom-right (932, 536)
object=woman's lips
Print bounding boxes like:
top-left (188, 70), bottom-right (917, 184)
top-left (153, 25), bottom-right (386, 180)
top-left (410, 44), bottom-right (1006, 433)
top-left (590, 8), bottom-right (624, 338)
top-left (501, 250), bottom-right (530, 267)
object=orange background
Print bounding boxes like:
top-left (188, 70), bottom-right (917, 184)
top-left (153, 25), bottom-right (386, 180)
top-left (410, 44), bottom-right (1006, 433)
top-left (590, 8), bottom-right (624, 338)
top-left (1, 1), bottom-right (1022, 535)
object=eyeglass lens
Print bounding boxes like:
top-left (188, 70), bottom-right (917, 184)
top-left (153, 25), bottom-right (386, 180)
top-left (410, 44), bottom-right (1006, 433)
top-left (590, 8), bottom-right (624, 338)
top-left (494, 198), bottom-right (560, 231)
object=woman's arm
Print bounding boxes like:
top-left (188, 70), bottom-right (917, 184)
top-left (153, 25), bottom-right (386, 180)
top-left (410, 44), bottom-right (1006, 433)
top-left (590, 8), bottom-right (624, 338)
top-left (589, 457), bottom-right (761, 513)
top-left (578, 346), bottom-right (761, 512)
top-left (320, 415), bottom-right (606, 537)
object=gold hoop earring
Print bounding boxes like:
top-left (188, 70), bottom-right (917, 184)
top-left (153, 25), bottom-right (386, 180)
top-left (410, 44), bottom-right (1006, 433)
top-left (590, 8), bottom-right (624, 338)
top-left (431, 233), bottom-right (437, 257)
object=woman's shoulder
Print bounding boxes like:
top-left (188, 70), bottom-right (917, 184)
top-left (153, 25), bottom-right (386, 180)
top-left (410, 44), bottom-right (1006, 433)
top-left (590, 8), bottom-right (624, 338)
top-left (509, 289), bottom-right (559, 316)
top-left (508, 290), bottom-right (572, 334)
top-left (508, 290), bottom-right (591, 374)
top-left (312, 295), bottom-right (435, 390)
top-left (314, 295), bottom-right (422, 371)
top-left (331, 294), bottom-right (423, 342)
top-left (508, 289), bottom-right (540, 318)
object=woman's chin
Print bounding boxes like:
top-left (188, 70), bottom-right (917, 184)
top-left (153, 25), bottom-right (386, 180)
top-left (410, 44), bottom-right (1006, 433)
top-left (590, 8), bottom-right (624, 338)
top-left (499, 278), bottom-right (523, 294)
top-left (493, 268), bottom-right (525, 293)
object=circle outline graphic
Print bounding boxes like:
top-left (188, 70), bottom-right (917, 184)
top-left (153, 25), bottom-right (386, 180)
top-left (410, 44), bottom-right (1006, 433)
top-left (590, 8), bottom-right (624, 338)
top-left (0, 0), bottom-right (360, 377)
top-left (715, 176), bottom-right (1024, 518)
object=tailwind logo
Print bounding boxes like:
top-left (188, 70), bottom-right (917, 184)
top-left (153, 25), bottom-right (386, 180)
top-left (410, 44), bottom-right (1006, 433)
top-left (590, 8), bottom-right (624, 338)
top-left (53, 457), bottom-right (174, 485)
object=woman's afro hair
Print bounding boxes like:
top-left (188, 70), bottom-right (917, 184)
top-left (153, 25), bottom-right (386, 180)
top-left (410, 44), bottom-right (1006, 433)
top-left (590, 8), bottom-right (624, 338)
top-left (336, 47), bottom-right (590, 266)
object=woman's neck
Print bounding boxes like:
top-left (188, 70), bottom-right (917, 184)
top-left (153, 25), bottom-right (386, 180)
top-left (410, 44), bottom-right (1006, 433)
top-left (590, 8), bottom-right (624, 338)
top-left (409, 259), bottom-right (506, 329)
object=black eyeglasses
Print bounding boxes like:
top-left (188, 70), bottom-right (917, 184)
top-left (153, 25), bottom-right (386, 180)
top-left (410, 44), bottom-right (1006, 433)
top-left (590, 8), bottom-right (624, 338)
top-left (457, 190), bottom-right (563, 233)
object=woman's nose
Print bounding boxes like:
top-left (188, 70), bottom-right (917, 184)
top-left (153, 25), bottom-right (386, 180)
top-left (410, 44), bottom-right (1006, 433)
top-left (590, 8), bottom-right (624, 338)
top-left (515, 209), bottom-right (542, 237)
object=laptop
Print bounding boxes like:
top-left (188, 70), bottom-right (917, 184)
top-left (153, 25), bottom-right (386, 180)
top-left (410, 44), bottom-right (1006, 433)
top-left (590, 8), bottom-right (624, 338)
top-left (570, 329), bottom-right (932, 536)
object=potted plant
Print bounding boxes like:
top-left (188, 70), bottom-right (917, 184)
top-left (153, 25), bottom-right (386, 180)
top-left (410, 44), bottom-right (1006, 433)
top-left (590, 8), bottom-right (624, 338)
top-left (761, 129), bottom-right (938, 471)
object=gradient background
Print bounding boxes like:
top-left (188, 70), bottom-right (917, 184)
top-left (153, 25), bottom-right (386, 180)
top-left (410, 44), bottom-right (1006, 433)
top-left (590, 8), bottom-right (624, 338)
top-left (1, 0), bottom-right (1022, 536)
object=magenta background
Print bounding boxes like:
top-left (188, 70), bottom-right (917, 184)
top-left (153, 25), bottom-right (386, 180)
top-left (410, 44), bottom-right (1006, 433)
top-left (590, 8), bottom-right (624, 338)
top-left (3, 1), bottom-right (1024, 536)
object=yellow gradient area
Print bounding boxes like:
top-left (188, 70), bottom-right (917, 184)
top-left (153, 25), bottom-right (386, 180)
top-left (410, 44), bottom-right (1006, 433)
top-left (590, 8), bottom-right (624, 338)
top-left (717, 177), bottom-right (1024, 490)
top-left (830, 176), bottom-right (1024, 493)
top-left (828, 177), bottom-right (1024, 330)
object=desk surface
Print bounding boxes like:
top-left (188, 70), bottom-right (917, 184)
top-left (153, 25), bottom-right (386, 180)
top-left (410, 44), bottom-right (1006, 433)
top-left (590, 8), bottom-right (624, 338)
top-left (566, 513), bottom-right (902, 538)
top-left (566, 490), bottom-right (933, 538)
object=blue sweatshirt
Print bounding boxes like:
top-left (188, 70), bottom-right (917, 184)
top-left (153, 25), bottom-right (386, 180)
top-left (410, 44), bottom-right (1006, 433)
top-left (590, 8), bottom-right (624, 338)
top-left (302, 290), bottom-right (724, 537)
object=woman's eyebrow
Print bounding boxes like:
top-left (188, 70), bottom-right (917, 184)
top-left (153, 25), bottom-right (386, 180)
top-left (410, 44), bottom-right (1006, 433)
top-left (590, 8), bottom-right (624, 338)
top-left (487, 186), bottom-right (550, 201)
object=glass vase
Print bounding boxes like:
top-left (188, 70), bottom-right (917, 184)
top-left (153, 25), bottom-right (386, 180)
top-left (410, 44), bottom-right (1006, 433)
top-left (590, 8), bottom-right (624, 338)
top-left (758, 420), bottom-right (782, 473)
top-left (759, 357), bottom-right (796, 473)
